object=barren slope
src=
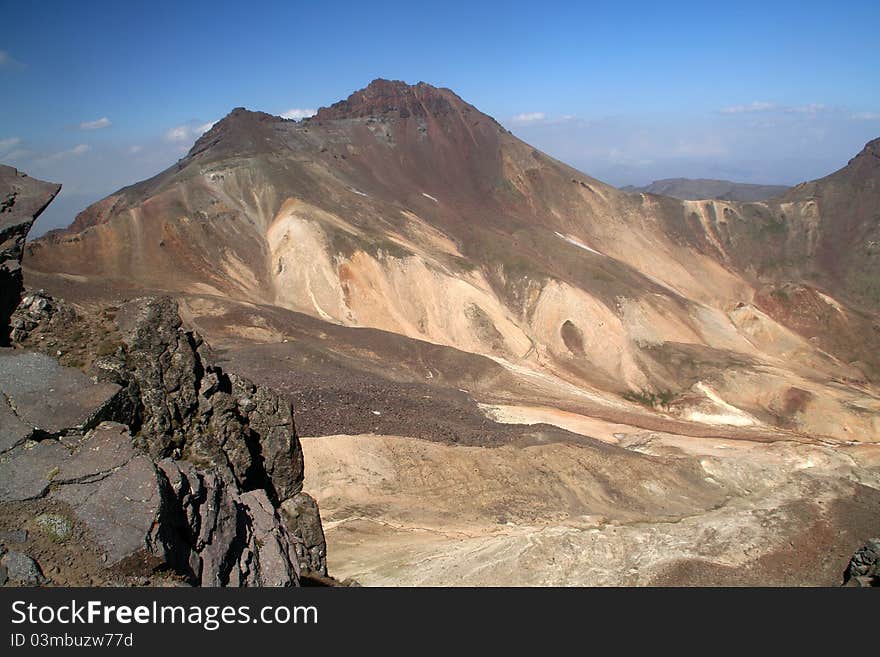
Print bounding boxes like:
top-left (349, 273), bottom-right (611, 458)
top-left (19, 79), bottom-right (880, 585)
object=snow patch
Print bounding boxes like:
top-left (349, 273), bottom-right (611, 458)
top-left (684, 383), bottom-right (758, 427)
top-left (816, 291), bottom-right (844, 314)
top-left (421, 192), bottom-right (439, 203)
top-left (554, 231), bottom-right (603, 256)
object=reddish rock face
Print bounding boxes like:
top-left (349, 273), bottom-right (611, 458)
top-left (314, 78), bottom-right (462, 120)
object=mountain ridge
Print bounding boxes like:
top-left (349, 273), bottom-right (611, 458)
top-left (25, 78), bottom-right (880, 434)
top-left (15, 78), bottom-right (880, 586)
top-left (620, 178), bottom-right (790, 202)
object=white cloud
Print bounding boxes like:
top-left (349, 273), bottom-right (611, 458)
top-left (35, 144), bottom-right (91, 164)
top-left (721, 101), bottom-right (836, 116)
top-left (511, 112), bottom-right (546, 123)
top-left (128, 145), bottom-right (143, 154)
top-left (79, 117), bottom-right (112, 130)
top-left (784, 103), bottom-right (828, 114)
top-left (281, 108), bottom-right (316, 121)
top-left (720, 101), bottom-right (778, 114)
top-left (164, 125), bottom-right (192, 142)
top-left (0, 137), bottom-right (29, 163)
top-left (851, 112), bottom-right (880, 121)
top-left (0, 51), bottom-right (23, 69)
top-left (164, 120), bottom-right (216, 143)
top-left (0, 137), bottom-right (22, 155)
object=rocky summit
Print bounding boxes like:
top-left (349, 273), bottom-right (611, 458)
top-left (4, 79), bottom-right (880, 586)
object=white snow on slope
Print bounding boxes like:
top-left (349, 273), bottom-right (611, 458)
top-left (554, 231), bottom-right (603, 256)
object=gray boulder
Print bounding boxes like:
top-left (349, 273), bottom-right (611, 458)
top-left (1, 551), bottom-right (45, 585)
top-left (240, 489), bottom-right (299, 586)
top-left (53, 424), bottom-right (163, 566)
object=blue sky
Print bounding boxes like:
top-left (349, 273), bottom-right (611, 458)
top-left (2, 0), bottom-right (878, 233)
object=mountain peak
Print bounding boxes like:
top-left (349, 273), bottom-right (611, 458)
top-left (313, 78), bottom-right (468, 121)
top-left (208, 106), bottom-right (283, 132)
top-left (187, 106), bottom-right (284, 159)
top-left (825, 135), bottom-right (880, 184)
top-left (857, 136), bottom-right (880, 160)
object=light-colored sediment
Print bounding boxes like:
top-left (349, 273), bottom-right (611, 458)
top-left (303, 432), bottom-right (880, 586)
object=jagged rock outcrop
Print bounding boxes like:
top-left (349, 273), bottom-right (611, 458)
top-left (0, 165), bottom-right (60, 345)
top-left (93, 296), bottom-right (306, 505)
top-left (2, 295), bottom-right (328, 585)
top-left (100, 296), bottom-right (329, 580)
top-left (153, 455), bottom-right (300, 586)
top-left (0, 417), bottom-right (304, 585)
top-left (1, 166), bottom-right (327, 585)
top-left (281, 492), bottom-right (328, 577)
top-left (843, 538), bottom-right (880, 587)
top-left (9, 290), bottom-right (70, 344)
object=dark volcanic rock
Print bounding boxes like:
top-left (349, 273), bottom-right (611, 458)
top-left (0, 350), bottom-right (122, 436)
top-left (843, 538), bottom-right (880, 587)
top-left (281, 492), bottom-right (328, 576)
top-left (10, 290), bottom-right (67, 344)
top-left (0, 165), bottom-right (60, 345)
top-left (239, 489), bottom-right (299, 586)
top-left (0, 416), bottom-right (303, 585)
top-left (52, 425), bottom-right (162, 566)
top-left (314, 78), bottom-right (462, 121)
top-left (7, 292), bottom-right (322, 582)
top-left (95, 296), bottom-right (304, 501)
top-left (153, 457), bottom-right (301, 586)
top-left (0, 400), bottom-right (34, 454)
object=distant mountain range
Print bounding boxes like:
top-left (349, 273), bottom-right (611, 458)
top-left (620, 178), bottom-right (789, 202)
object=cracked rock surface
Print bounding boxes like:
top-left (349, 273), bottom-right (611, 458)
top-left (0, 350), bottom-right (121, 437)
top-left (1, 302), bottom-right (326, 585)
